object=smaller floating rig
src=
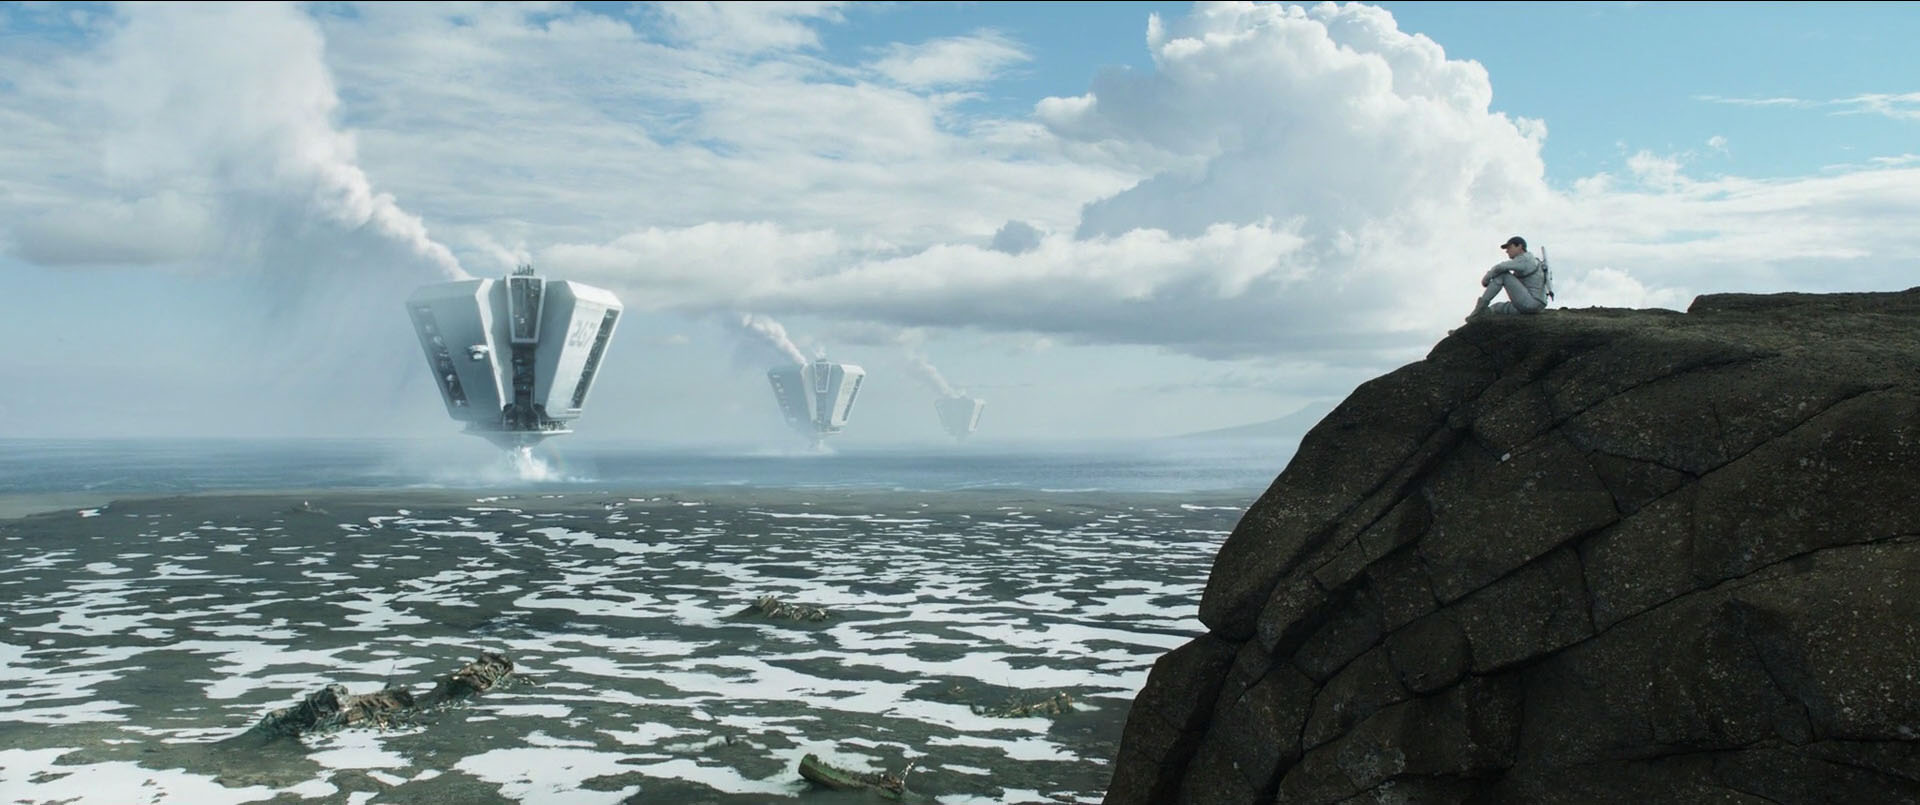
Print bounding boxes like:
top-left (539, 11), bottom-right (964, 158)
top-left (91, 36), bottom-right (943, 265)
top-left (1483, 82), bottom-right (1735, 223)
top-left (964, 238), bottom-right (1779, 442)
top-left (935, 395), bottom-right (985, 440)
top-left (407, 265), bottom-right (622, 449)
top-left (768, 358), bottom-right (866, 449)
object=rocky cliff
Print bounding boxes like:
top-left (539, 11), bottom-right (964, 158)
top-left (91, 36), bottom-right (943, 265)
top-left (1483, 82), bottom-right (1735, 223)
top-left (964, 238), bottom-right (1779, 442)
top-left (1106, 289), bottom-right (1920, 804)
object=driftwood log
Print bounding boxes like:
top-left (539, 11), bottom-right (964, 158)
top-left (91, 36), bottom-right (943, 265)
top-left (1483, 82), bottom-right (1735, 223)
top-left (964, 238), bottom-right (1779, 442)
top-left (223, 652), bottom-right (515, 745)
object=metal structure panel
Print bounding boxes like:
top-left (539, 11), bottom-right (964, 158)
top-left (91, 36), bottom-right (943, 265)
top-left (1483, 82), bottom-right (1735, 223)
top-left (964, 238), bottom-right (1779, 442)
top-left (767, 364), bottom-right (813, 431)
top-left (820, 363), bottom-right (865, 429)
top-left (532, 281), bottom-right (622, 419)
top-left (407, 279), bottom-right (504, 422)
top-left (505, 274), bottom-right (545, 344)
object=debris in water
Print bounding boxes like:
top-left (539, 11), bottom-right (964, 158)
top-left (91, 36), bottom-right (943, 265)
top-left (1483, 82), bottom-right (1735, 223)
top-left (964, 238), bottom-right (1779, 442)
top-left (735, 594), bottom-right (830, 622)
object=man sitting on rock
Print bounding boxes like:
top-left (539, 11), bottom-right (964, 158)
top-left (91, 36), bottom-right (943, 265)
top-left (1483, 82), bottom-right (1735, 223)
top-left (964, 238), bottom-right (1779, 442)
top-left (1468, 235), bottom-right (1550, 322)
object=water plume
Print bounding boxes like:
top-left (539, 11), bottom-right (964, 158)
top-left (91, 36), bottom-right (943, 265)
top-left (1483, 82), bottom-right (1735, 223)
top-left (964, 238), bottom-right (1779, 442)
top-left (905, 349), bottom-right (957, 397)
top-left (730, 312), bottom-right (808, 366)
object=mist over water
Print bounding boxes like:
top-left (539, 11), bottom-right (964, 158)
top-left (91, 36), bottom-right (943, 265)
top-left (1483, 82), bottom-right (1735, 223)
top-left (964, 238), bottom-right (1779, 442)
top-left (0, 438), bottom-right (1294, 501)
top-left (506, 446), bottom-right (560, 483)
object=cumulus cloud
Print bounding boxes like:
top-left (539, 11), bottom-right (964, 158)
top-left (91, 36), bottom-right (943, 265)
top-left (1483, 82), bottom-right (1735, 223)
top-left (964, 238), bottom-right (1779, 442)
top-left (1045, 2), bottom-right (1549, 240)
top-left (1551, 265), bottom-right (1690, 311)
top-left (1626, 150), bottom-right (1686, 190)
top-left (533, 1), bottom-right (1564, 360)
top-left (328, 0), bottom-right (1918, 367)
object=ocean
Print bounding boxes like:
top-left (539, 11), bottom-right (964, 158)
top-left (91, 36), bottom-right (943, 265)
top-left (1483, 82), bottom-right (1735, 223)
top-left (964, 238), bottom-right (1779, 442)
top-left (0, 438), bottom-right (1294, 500)
top-left (0, 438), bottom-right (1290, 804)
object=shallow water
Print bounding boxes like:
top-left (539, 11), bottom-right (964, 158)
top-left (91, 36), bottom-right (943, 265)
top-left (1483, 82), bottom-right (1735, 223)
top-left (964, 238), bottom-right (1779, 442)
top-left (0, 486), bottom-right (1248, 804)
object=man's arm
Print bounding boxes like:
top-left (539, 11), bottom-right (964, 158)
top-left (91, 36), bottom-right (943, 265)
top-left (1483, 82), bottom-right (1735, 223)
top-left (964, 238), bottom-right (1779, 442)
top-left (1484, 255), bottom-right (1538, 283)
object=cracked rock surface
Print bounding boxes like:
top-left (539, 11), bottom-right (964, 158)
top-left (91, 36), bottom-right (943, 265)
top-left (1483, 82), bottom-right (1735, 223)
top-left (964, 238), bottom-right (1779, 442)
top-left (1104, 289), bottom-right (1920, 805)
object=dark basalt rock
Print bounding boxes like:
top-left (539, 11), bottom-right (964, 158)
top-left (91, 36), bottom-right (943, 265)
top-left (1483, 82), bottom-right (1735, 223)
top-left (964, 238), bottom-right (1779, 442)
top-left (1106, 289), bottom-right (1920, 804)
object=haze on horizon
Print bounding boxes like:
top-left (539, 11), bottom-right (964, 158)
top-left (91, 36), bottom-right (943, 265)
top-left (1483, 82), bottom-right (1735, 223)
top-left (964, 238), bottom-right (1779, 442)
top-left (1, 2), bottom-right (1915, 446)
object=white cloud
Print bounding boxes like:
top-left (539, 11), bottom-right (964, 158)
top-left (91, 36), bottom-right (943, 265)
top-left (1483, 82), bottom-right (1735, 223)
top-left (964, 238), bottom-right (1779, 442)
top-left (868, 31), bottom-right (1030, 89)
top-left (1626, 149), bottom-right (1686, 189)
top-left (649, 1), bottom-right (845, 54)
top-left (1833, 92), bottom-right (1920, 121)
top-left (311, 0), bottom-right (1915, 363)
top-left (4, 0), bottom-right (1918, 439)
top-left (1699, 91), bottom-right (1920, 120)
top-left (81, 3), bottom-right (462, 280)
top-left (10, 191), bottom-right (215, 266)
top-left (1550, 265), bottom-right (1689, 311)
top-left (1696, 94), bottom-right (1812, 108)
top-left (303, 3), bottom-right (1128, 252)
top-left (540, 222), bottom-right (851, 311)
top-left (0, 2), bottom-right (471, 435)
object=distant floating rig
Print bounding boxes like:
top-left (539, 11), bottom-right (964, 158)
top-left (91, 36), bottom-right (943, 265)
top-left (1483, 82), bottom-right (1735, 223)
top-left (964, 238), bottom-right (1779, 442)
top-left (936, 394), bottom-right (985, 440)
top-left (768, 358), bottom-right (866, 449)
top-left (407, 265), bottom-right (622, 449)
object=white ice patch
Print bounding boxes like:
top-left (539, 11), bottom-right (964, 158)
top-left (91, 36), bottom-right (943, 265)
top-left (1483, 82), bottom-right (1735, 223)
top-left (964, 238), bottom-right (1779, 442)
top-left (453, 746), bottom-right (640, 804)
top-left (0, 747), bottom-right (277, 804)
top-left (617, 756), bottom-right (806, 797)
top-left (307, 728), bottom-right (412, 771)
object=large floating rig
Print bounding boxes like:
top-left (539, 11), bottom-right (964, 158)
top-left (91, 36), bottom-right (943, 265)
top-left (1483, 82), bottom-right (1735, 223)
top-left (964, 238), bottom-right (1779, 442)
top-left (407, 265), bottom-right (622, 450)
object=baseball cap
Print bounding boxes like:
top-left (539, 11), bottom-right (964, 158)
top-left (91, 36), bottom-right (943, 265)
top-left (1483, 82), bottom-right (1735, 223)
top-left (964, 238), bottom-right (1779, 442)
top-left (1500, 236), bottom-right (1526, 249)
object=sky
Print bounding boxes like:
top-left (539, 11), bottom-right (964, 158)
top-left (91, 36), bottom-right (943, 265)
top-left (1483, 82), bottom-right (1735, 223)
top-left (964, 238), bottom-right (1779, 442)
top-left (1, 1), bottom-right (1915, 445)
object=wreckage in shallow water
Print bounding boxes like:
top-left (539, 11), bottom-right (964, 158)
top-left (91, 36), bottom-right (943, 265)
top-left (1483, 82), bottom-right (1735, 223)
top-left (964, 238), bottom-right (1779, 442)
top-left (798, 753), bottom-right (932, 802)
top-left (734, 594), bottom-right (830, 622)
top-left (971, 690), bottom-right (1075, 718)
top-left (223, 652), bottom-right (518, 745)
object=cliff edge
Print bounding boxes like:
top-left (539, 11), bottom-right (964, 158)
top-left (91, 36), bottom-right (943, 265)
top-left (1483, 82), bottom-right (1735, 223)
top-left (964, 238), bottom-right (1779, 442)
top-left (1106, 289), bottom-right (1920, 804)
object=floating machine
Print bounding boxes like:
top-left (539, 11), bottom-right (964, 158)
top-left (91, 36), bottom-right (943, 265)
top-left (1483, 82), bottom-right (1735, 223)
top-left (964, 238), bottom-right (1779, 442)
top-left (768, 359), bottom-right (866, 448)
top-left (407, 265), bottom-right (621, 449)
top-left (935, 394), bottom-right (985, 440)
